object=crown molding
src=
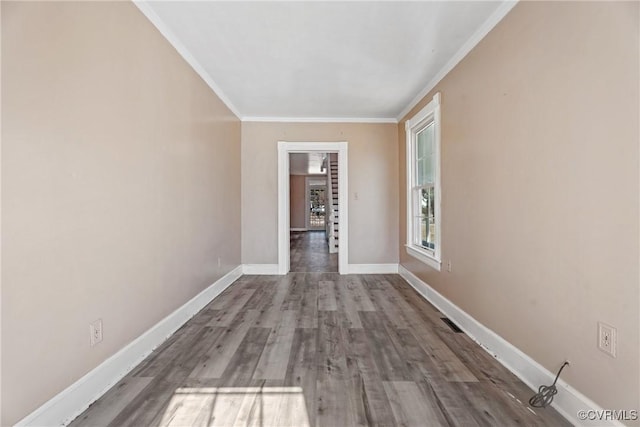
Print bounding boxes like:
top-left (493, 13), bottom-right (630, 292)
top-left (242, 116), bottom-right (398, 124)
top-left (396, 0), bottom-right (519, 121)
top-left (135, 0), bottom-right (516, 127)
top-left (133, 1), bottom-right (242, 119)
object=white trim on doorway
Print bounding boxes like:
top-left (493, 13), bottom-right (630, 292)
top-left (278, 141), bottom-right (349, 275)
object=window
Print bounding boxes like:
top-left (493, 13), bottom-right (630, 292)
top-left (405, 93), bottom-right (441, 270)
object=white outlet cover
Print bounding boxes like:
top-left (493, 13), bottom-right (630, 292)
top-left (597, 322), bottom-right (617, 358)
top-left (90, 319), bottom-right (103, 347)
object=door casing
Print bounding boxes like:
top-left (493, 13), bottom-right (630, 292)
top-left (277, 141), bottom-right (348, 275)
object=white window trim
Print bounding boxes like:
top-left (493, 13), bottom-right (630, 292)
top-left (405, 93), bottom-right (442, 271)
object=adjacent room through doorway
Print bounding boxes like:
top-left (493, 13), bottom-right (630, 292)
top-left (288, 152), bottom-right (338, 272)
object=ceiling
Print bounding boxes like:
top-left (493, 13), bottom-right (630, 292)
top-left (136, 1), bottom-right (515, 121)
top-left (290, 152), bottom-right (326, 175)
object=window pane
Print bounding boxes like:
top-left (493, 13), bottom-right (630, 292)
top-left (420, 187), bottom-right (436, 250)
top-left (412, 186), bottom-right (422, 246)
top-left (406, 93), bottom-right (440, 265)
top-left (416, 123), bottom-right (434, 185)
top-left (419, 217), bottom-right (430, 249)
top-left (413, 216), bottom-right (423, 247)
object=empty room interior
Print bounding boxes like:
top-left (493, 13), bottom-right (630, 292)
top-left (2, 1), bottom-right (639, 426)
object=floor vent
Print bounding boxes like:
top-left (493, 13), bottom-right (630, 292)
top-left (441, 317), bottom-right (464, 333)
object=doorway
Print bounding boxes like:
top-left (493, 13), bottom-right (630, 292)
top-left (277, 141), bottom-right (348, 275)
top-left (307, 179), bottom-right (327, 230)
top-left (289, 168), bottom-right (335, 273)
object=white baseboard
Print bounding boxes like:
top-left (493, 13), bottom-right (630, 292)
top-left (242, 264), bottom-right (280, 275)
top-left (290, 228), bottom-right (308, 232)
top-left (398, 265), bottom-right (623, 427)
top-left (15, 265), bottom-right (243, 427)
top-left (348, 263), bottom-right (399, 274)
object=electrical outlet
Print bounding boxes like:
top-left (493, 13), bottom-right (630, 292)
top-left (90, 319), bottom-right (103, 347)
top-left (597, 322), bottom-right (616, 357)
top-left (446, 260), bottom-right (452, 272)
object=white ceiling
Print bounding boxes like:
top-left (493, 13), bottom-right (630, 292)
top-left (290, 152), bottom-right (326, 175)
top-left (136, 1), bottom-right (515, 121)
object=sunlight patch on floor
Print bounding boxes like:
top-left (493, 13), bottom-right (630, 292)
top-left (159, 386), bottom-right (310, 427)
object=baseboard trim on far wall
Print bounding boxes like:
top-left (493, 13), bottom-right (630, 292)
top-left (397, 265), bottom-right (623, 427)
top-left (15, 265), bottom-right (243, 427)
top-left (242, 264), bottom-right (280, 275)
top-left (290, 228), bottom-right (308, 232)
top-left (348, 264), bottom-right (399, 274)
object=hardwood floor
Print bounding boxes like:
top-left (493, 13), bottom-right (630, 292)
top-left (70, 272), bottom-right (570, 427)
top-left (290, 231), bottom-right (337, 273)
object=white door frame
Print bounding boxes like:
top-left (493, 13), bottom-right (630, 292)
top-left (278, 141), bottom-right (348, 275)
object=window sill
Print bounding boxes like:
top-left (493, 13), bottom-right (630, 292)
top-left (405, 245), bottom-right (441, 271)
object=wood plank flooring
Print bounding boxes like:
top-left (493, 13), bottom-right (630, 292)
top-left (70, 272), bottom-right (570, 427)
top-left (290, 231), bottom-right (337, 273)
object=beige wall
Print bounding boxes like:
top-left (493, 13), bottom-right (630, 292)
top-left (290, 175), bottom-right (306, 229)
top-left (399, 1), bottom-right (639, 415)
top-left (242, 122), bottom-right (398, 265)
top-left (1, 2), bottom-right (241, 425)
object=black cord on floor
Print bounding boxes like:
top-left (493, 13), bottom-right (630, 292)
top-left (529, 361), bottom-right (570, 408)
